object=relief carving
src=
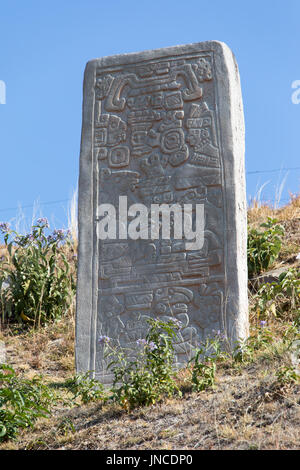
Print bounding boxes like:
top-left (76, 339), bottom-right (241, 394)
top-left (94, 51), bottom-right (225, 368)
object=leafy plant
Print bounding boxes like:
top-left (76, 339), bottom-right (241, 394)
top-left (64, 372), bottom-right (106, 405)
top-left (56, 417), bottom-right (75, 436)
top-left (254, 268), bottom-right (300, 324)
top-left (189, 334), bottom-right (227, 391)
top-left (247, 218), bottom-right (284, 277)
top-left (233, 324), bottom-right (274, 364)
top-left (0, 364), bottom-right (55, 441)
top-left (275, 366), bottom-right (299, 386)
top-left (104, 318), bottom-right (182, 411)
top-left (0, 219), bottom-right (76, 327)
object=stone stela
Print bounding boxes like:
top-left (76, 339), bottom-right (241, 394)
top-left (76, 41), bottom-right (248, 383)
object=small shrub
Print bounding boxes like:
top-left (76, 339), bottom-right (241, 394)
top-left (0, 219), bottom-right (76, 327)
top-left (0, 364), bottom-right (55, 441)
top-left (275, 366), bottom-right (299, 387)
top-left (64, 372), bottom-right (106, 405)
top-left (189, 334), bottom-right (228, 391)
top-left (254, 268), bottom-right (300, 324)
top-left (104, 318), bottom-right (182, 411)
top-left (247, 218), bottom-right (284, 277)
top-left (56, 417), bottom-right (75, 436)
top-left (233, 323), bottom-right (274, 364)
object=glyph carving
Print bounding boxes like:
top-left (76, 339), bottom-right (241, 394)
top-left (76, 42), bottom-right (248, 383)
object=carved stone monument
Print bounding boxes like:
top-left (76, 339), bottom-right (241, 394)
top-left (76, 41), bottom-right (248, 383)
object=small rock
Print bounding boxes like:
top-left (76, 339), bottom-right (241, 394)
top-left (0, 278), bottom-right (10, 290)
top-left (290, 339), bottom-right (300, 375)
top-left (48, 338), bottom-right (64, 349)
top-left (0, 340), bottom-right (6, 363)
top-left (249, 266), bottom-right (288, 290)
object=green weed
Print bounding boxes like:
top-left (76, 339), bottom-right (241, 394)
top-left (254, 268), bottom-right (300, 324)
top-left (64, 372), bottom-right (106, 405)
top-left (247, 218), bottom-right (284, 277)
top-left (189, 334), bottom-right (228, 391)
top-left (275, 366), bottom-right (299, 386)
top-left (0, 364), bottom-right (55, 442)
top-left (0, 219), bottom-right (76, 327)
top-left (104, 318), bottom-right (182, 411)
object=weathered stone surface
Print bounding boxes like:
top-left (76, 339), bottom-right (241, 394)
top-left (76, 41), bottom-right (248, 383)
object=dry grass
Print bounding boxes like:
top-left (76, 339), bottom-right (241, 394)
top-left (0, 313), bottom-right (75, 378)
top-left (0, 296), bottom-right (299, 450)
top-left (0, 354), bottom-right (298, 450)
top-left (248, 193), bottom-right (300, 225)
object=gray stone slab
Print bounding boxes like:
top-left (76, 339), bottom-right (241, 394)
top-left (76, 41), bottom-right (248, 383)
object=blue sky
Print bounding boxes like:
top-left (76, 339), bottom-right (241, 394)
top-left (0, 0), bottom-right (299, 232)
